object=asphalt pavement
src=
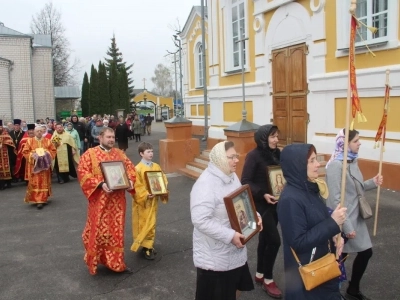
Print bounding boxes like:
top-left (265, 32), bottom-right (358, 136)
top-left (0, 122), bottom-right (399, 300)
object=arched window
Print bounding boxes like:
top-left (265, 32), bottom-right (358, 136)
top-left (196, 43), bottom-right (203, 88)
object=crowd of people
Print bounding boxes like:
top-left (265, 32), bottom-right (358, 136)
top-left (0, 113), bottom-right (154, 191)
top-left (0, 116), bottom-right (383, 299)
top-left (190, 126), bottom-right (382, 300)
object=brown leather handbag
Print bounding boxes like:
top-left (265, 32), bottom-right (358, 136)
top-left (291, 242), bottom-right (341, 291)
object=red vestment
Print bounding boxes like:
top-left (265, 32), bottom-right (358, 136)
top-left (14, 132), bottom-right (30, 180)
top-left (22, 137), bottom-right (57, 204)
top-left (0, 132), bottom-right (16, 180)
top-left (77, 146), bottom-right (136, 275)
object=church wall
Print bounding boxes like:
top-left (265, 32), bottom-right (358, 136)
top-left (0, 37), bottom-right (35, 122)
top-left (32, 47), bottom-right (55, 120)
top-left (0, 60), bottom-right (12, 121)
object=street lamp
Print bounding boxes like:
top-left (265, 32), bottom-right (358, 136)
top-left (173, 34), bottom-right (183, 117)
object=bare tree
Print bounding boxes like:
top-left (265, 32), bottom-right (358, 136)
top-left (151, 63), bottom-right (173, 97)
top-left (30, 2), bottom-right (80, 86)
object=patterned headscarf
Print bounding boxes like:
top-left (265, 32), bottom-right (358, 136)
top-left (209, 141), bottom-right (231, 176)
top-left (326, 128), bottom-right (358, 168)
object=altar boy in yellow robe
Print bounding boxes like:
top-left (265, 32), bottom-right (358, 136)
top-left (131, 142), bottom-right (168, 260)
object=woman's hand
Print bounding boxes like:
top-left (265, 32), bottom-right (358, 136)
top-left (264, 193), bottom-right (277, 205)
top-left (373, 174), bottom-right (383, 186)
top-left (346, 231), bottom-right (356, 239)
top-left (231, 232), bottom-right (245, 248)
top-left (333, 235), bottom-right (344, 256)
top-left (331, 204), bottom-right (347, 226)
top-left (257, 213), bottom-right (263, 232)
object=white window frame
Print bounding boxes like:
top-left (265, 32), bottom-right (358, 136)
top-left (336, 0), bottom-right (399, 57)
top-left (223, 0), bottom-right (249, 73)
top-left (195, 43), bottom-right (204, 88)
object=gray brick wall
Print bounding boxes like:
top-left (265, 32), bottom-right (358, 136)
top-left (0, 37), bottom-right (35, 122)
top-left (32, 47), bottom-right (55, 120)
top-left (0, 61), bottom-right (12, 122)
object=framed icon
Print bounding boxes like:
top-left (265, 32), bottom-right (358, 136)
top-left (100, 161), bottom-right (130, 190)
top-left (267, 166), bottom-right (286, 200)
top-left (224, 184), bottom-right (260, 245)
top-left (144, 171), bottom-right (168, 196)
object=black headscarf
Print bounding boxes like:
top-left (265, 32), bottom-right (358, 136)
top-left (254, 124), bottom-right (280, 165)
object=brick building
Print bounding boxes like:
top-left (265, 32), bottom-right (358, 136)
top-left (0, 22), bottom-right (54, 123)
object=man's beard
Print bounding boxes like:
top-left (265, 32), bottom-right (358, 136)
top-left (101, 142), bottom-right (113, 150)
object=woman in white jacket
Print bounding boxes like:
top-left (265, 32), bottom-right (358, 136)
top-left (190, 141), bottom-right (260, 300)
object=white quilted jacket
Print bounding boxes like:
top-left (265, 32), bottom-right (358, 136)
top-left (190, 163), bottom-right (247, 271)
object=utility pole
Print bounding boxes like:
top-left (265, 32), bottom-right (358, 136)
top-left (174, 34), bottom-right (183, 117)
top-left (201, 0), bottom-right (208, 141)
top-left (166, 50), bottom-right (179, 116)
top-left (236, 29), bottom-right (249, 120)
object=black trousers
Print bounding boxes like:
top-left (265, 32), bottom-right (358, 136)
top-left (257, 208), bottom-right (281, 279)
top-left (135, 134), bottom-right (141, 142)
top-left (343, 248), bottom-right (373, 292)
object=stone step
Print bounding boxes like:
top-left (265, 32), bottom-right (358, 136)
top-left (202, 150), bottom-right (210, 157)
top-left (194, 154), bottom-right (210, 165)
top-left (178, 167), bottom-right (200, 180)
top-left (186, 161), bottom-right (207, 174)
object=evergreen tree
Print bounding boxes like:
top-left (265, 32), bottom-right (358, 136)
top-left (97, 61), bottom-right (110, 115)
top-left (81, 72), bottom-right (90, 116)
top-left (118, 66), bottom-right (130, 113)
top-left (109, 61), bottom-right (119, 113)
top-left (89, 64), bottom-right (99, 114)
top-left (104, 34), bottom-right (134, 95)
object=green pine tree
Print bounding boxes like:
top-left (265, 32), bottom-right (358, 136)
top-left (104, 34), bottom-right (134, 95)
top-left (118, 66), bottom-right (130, 113)
top-left (81, 72), bottom-right (90, 116)
top-left (109, 61), bottom-right (119, 114)
top-left (97, 61), bottom-right (110, 115)
top-left (89, 64), bottom-right (99, 115)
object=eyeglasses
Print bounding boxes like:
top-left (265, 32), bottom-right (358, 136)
top-left (226, 154), bottom-right (240, 160)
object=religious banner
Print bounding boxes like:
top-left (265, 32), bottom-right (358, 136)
top-left (374, 72), bottom-right (391, 150)
top-left (349, 15), bottom-right (367, 130)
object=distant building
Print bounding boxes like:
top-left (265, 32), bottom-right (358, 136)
top-left (0, 22), bottom-right (54, 122)
top-left (54, 86), bottom-right (81, 120)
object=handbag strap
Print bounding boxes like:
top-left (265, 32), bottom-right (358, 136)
top-left (291, 240), bottom-right (332, 267)
top-left (348, 168), bottom-right (362, 196)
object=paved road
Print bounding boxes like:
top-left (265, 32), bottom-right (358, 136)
top-left (0, 126), bottom-right (399, 300)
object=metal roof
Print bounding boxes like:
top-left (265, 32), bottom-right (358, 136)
top-left (54, 86), bottom-right (81, 99)
top-left (0, 22), bottom-right (30, 38)
top-left (31, 34), bottom-right (52, 47)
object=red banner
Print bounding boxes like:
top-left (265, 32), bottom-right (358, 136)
top-left (374, 85), bottom-right (390, 147)
top-left (349, 16), bottom-right (367, 129)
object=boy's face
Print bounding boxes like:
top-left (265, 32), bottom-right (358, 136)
top-left (140, 149), bottom-right (153, 161)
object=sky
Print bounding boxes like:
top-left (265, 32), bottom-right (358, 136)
top-left (0, 0), bottom-right (200, 90)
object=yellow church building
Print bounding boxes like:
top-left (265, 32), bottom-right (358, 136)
top-left (180, 0), bottom-right (399, 189)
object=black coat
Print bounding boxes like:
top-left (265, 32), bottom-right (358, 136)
top-left (241, 124), bottom-right (280, 215)
top-left (115, 123), bottom-right (129, 150)
top-left (71, 120), bottom-right (86, 141)
top-left (277, 144), bottom-right (341, 300)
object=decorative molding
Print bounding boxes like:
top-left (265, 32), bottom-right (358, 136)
top-left (310, 0), bottom-right (326, 13)
top-left (253, 15), bottom-right (264, 32)
top-left (253, 0), bottom-right (294, 15)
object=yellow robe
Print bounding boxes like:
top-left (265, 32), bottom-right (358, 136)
top-left (131, 161), bottom-right (168, 252)
top-left (51, 131), bottom-right (80, 172)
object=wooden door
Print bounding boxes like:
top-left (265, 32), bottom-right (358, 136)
top-left (271, 44), bottom-right (308, 145)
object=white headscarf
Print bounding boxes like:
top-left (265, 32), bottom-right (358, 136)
top-left (209, 141), bottom-right (231, 176)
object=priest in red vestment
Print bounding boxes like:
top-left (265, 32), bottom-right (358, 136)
top-left (14, 124), bottom-right (36, 182)
top-left (0, 120), bottom-right (16, 190)
top-left (77, 127), bottom-right (136, 275)
top-left (22, 126), bottom-right (57, 209)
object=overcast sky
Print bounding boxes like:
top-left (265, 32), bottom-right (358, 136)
top-left (1, 0), bottom-right (200, 90)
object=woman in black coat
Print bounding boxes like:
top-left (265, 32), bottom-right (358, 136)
top-left (115, 117), bottom-right (129, 151)
top-left (241, 125), bottom-right (282, 298)
top-left (277, 144), bottom-right (347, 299)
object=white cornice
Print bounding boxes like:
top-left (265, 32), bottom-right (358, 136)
top-left (253, 0), bottom-right (294, 15)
